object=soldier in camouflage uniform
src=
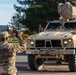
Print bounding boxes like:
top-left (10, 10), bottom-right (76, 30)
top-left (0, 31), bottom-right (26, 75)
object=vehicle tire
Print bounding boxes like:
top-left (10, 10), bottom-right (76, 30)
top-left (28, 54), bottom-right (44, 70)
top-left (68, 54), bottom-right (76, 72)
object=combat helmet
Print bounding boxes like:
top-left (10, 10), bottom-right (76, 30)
top-left (0, 31), bottom-right (10, 38)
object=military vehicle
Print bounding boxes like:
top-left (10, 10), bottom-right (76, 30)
top-left (26, 2), bottom-right (76, 72)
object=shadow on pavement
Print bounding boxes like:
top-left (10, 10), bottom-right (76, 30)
top-left (16, 61), bottom-right (73, 73)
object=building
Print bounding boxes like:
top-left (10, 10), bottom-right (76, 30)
top-left (0, 25), bottom-right (9, 32)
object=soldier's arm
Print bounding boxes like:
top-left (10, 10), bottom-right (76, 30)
top-left (15, 30), bottom-right (26, 53)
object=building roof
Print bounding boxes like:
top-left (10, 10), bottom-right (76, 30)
top-left (0, 25), bottom-right (9, 32)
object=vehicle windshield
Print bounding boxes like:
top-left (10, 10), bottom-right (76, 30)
top-left (45, 22), bottom-right (61, 30)
top-left (64, 22), bottom-right (76, 30)
top-left (45, 22), bottom-right (76, 30)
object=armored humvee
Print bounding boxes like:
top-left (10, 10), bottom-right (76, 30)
top-left (26, 2), bottom-right (76, 72)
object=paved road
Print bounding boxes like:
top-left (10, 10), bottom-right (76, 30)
top-left (0, 53), bottom-right (76, 75)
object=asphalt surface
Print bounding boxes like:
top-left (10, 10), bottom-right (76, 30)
top-left (0, 53), bottom-right (76, 75)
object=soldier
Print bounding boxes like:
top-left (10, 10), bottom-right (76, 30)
top-left (0, 30), bottom-right (26, 75)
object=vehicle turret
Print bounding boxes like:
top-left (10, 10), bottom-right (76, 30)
top-left (58, 2), bottom-right (76, 22)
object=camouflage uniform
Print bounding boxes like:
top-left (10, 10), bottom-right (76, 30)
top-left (0, 31), bottom-right (26, 75)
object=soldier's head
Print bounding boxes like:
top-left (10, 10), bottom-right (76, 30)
top-left (0, 31), bottom-right (10, 41)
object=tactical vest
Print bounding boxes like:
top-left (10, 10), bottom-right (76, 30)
top-left (0, 48), bottom-right (13, 66)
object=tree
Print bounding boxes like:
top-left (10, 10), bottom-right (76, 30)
top-left (9, 10), bottom-right (25, 31)
top-left (10, 0), bottom-right (75, 34)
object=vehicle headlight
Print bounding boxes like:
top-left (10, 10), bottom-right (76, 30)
top-left (27, 39), bottom-right (34, 45)
top-left (63, 38), bottom-right (73, 47)
top-left (30, 41), bottom-right (34, 45)
top-left (64, 41), bottom-right (68, 44)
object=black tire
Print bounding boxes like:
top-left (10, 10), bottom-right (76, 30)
top-left (68, 54), bottom-right (76, 72)
top-left (28, 54), bottom-right (44, 70)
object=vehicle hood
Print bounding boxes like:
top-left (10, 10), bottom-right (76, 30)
top-left (36, 31), bottom-right (73, 39)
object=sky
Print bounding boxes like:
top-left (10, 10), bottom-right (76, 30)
top-left (0, 0), bottom-right (18, 25)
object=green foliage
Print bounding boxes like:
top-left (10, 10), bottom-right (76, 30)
top-left (10, 0), bottom-right (73, 34)
top-left (16, 0), bottom-right (60, 32)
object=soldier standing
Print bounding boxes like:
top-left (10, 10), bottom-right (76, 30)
top-left (0, 30), bottom-right (26, 75)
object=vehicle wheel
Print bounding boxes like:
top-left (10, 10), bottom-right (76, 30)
top-left (68, 54), bottom-right (76, 72)
top-left (28, 54), bottom-right (44, 70)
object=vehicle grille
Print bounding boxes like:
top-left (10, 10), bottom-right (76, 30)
top-left (36, 40), bottom-right (45, 47)
top-left (35, 40), bottom-right (62, 47)
top-left (51, 40), bottom-right (62, 47)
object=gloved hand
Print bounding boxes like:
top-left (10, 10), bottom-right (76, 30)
top-left (15, 30), bottom-right (22, 40)
top-left (15, 30), bottom-right (26, 52)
